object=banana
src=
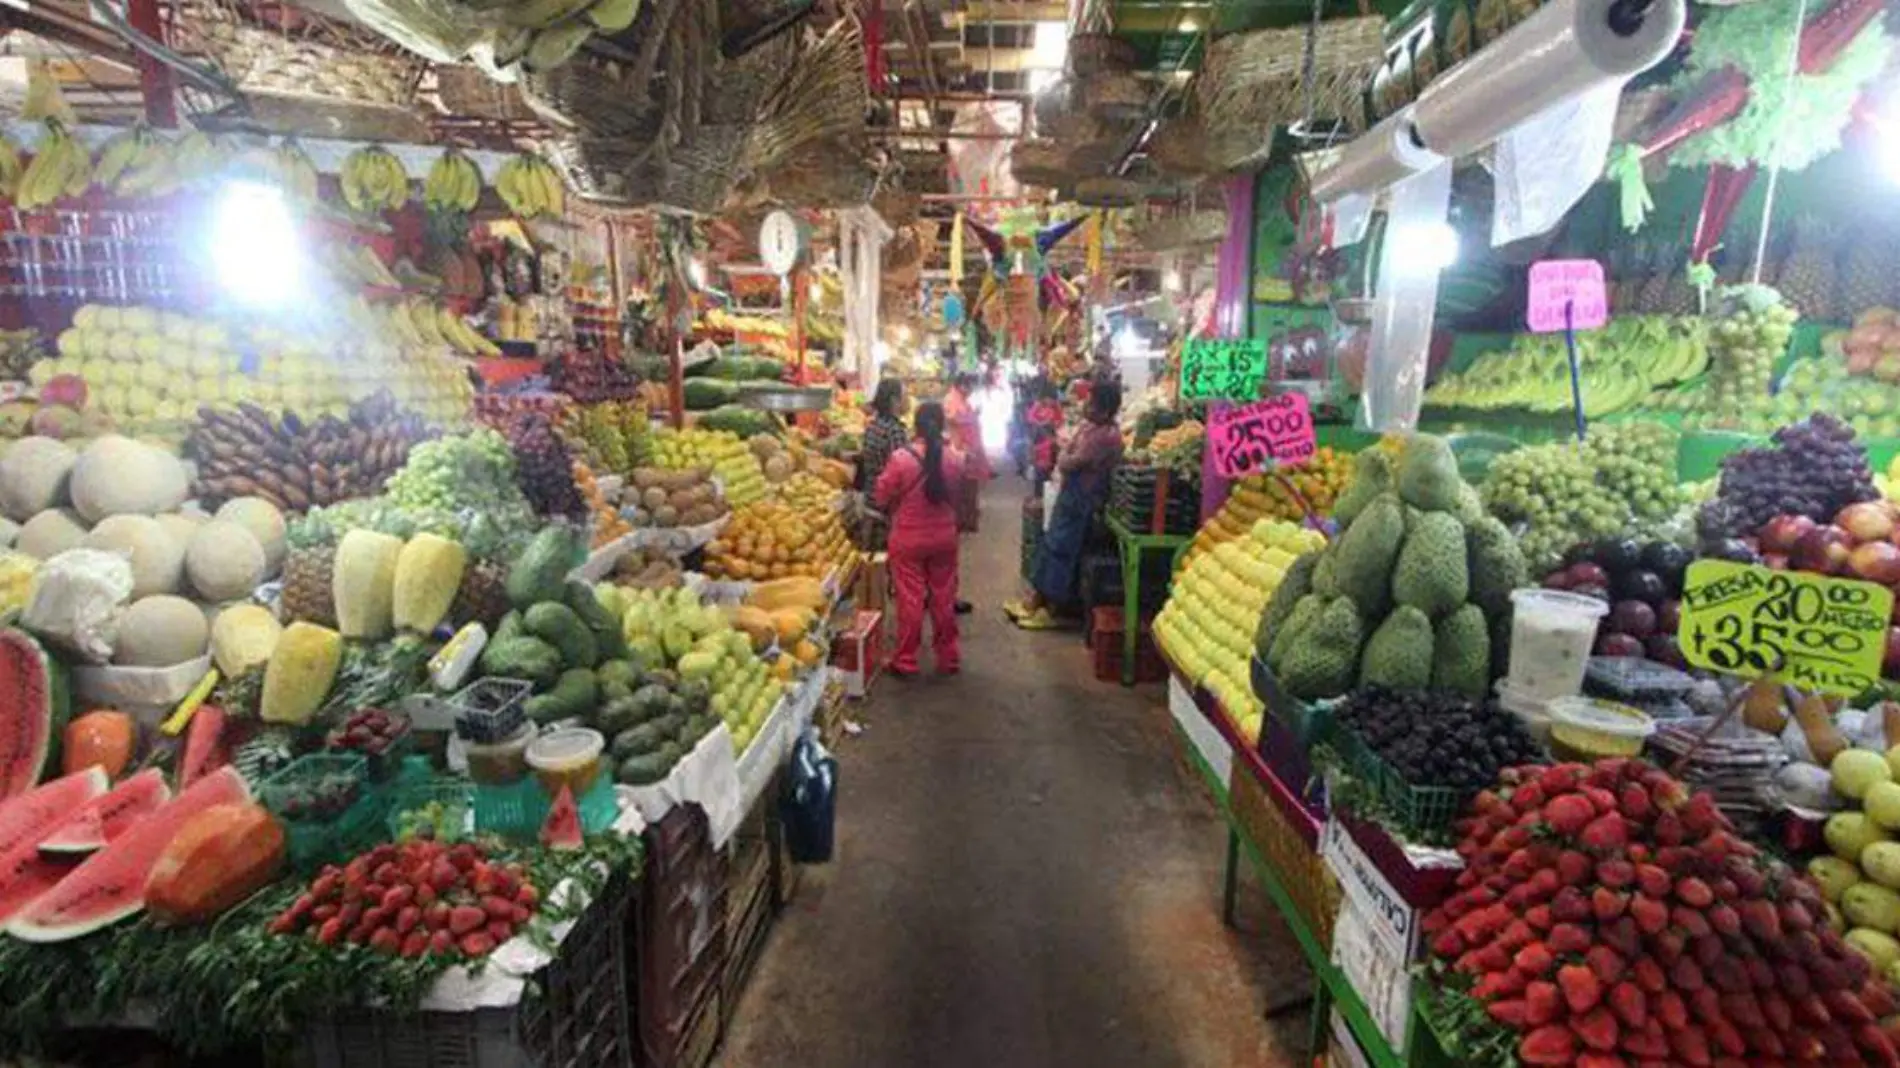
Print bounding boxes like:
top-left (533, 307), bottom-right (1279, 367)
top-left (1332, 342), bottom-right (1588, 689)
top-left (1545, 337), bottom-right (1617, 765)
top-left (585, 0), bottom-right (638, 32)
top-left (91, 126), bottom-right (147, 192)
top-left (276, 138), bottom-right (320, 202)
top-left (0, 135), bottom-right (21, 200)
top-left (386, 301), bottom-right (428, 347)
top-left (524, 20), bottom-right (593, 70)
top-left (496, 155), bottom-right (534, 217)
top-left (113, 137), bottom-right (173, 197)
top-left (407, 298), bottom-right (448, 347)
top-left (533, 156), bottom-right (564, 217)
top-left (18, 123), bottom-right (79, 209)
top-left (424, 149), bottom-right (481, 213)
top-left (436, 306), bottom-right (479, 354)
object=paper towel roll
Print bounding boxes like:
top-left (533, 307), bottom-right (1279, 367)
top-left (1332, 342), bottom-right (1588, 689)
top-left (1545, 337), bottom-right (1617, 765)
top-left (1309, 108), bottom-right (1444, 204)
top-left (1412, 0), bottom-right (1685, 160)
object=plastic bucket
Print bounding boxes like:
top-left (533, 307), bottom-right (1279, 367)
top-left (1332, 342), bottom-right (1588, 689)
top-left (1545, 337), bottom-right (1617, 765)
top-left (1495, 679), bottom-right (1553, 746)
top-left (1507, 588), bottom-right (1608, 702)
top-left (1546, 696), bottom-right (1655, 762)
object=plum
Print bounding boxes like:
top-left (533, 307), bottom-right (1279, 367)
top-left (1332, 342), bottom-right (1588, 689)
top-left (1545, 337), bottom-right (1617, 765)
top-left (1597, 633), bottom-right (1645, 657)
top-left (1657, 599), bottom-right (1682, 634)
top-left (1612, 569), bottom-right (1668, 605)
top-left (1610, 599), bottom-right (1659, 640)
top-left (1645, 634), bottom-right (1687, 668)
top-left (1566, 561), bottom-right (1610, 590)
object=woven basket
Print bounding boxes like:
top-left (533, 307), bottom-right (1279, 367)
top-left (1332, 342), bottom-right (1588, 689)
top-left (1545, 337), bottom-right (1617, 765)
top-left (766, 139), bottom-right (883, 207)
top-left (1147, 113), bottom-right (1213, 176)
top-left (653, 123), bottom-right (751, 214)
top-left (545, 134), bottom-right (664, 206)
top-left (1196, 16), bottom-right (1383, 138)
top-left (1041, 106), bottom-right (1108, 145)
top-left (749, 19), bottom-right (867, 172)
top-left (1065, 137), bottom-right (1125, 175)
top-left (1133, 209), bottom-right (1228, 251)
top-left (705, 30), bottom-right (797, 124)
top-left (191, 17), bottom-right (427, 139)
top-left (1073, 176), bottom-right (1145, 207)
top-left (1081, 71), bottom-right (1147, 123)
top-left (434, 67), bottom-right (536, 122)
top-left (520, 55), bottom-right (669, 138)
top-left (1033, 80), bottom-right (1074, 127)
top-left (1069, 32), bottom-right (1138, 76)
top-left (1010, 139), bottom-right (1073, 188)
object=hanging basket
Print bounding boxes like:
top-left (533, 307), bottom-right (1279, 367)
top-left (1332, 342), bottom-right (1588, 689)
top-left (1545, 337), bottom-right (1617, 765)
top-left (704, 29), bottom-right (797, 124)
top-left (520, 54), bottom-right (669, 138)
top-left (544, 134), bottom-right (664, 206)
top-left (654, 123), bottom-right (752, 214)
top-left (1068, 33), bottom-right (1138, 76)
top-left (434, 66), bottom-right (537, 122)
top-left (748, 19), bottom-right (867, 172)
top-left (1010, 139), bottom-right (1073, 189)
top-left (1133, 209), bottom-right (1229, 251)
top-left (1147, 113), bottom-right (1214, 177)
top-left (190, 16), bottom-right (428, 139)
top-left (1072, 176), bottom-right (1145, 207)
top-left (766, 139), bottom-right (884, 207)
top-left (1195, 16), bottom-right (1384, 140)
top-left (1080, 71), bottom-right (1147, 123)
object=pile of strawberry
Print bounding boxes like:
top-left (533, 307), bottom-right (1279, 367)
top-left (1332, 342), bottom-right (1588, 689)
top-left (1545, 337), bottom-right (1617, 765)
top-left (266, 838), bottom-right (541, 959)
top-left (1427, 757), bottom-right (1900, 1067)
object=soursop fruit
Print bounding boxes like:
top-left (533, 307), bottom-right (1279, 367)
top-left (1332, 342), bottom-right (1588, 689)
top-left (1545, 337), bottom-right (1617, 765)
top-left (1266, 594), bottom-right (1323, 674)
top-left (1331, 450), bottom-right (1392, 527)
top-left (1432, 604), bottom-right (1490, 698)
top-left (1392, 512), bottom-right (1470, 619)
top-left (1278, 596), bottom-right (1365, 700)
top-left (1255, 552), bottom-right (1319, 658)
top-left (1359, 605), bottom-right (1434, 690)
top-left (1334, 494), bottom-right (1404, 618)
top-left (1397, 435), bottom-right (1461, 512)
top-left (1466, 515), bottom-right (1528, 618)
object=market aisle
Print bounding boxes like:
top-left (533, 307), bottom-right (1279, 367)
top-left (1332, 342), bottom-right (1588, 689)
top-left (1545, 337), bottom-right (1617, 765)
top-left (719, 471), bottom-right (1310, 1068)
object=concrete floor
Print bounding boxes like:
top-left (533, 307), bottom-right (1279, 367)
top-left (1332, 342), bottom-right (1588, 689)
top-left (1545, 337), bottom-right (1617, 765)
top-left (718, 474), bottom-right (1311, 1068)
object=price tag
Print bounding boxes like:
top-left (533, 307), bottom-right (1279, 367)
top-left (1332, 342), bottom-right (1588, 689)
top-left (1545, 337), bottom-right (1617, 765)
top-left (1208, 393), bottom-right (1315, 478)
top-left (1677, 560), bottom-right (1893, 696)
top-left (1180, 338), bottom-right (1268, 401)
top-left (1527, 259), bottom-right (1607, 334)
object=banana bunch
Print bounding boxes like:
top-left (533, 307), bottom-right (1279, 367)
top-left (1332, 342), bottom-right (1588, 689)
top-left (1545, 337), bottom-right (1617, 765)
top-left (340, 145), bottom-right (410, 214)
top-left (274, 139), bottom-right (320, 202)
top-left (16, 123), bottom-right (91, 209)
top-left (495, 0), bottom-right (636, 73)
top-left (495, 153), bottom-right (564, 219)
top-left (90, 124), bottom-right (163, 195)
top-left (389, 297), bottom-right (501, 356)
top-left (423, 149), bottom-right (481, 213)
top-left (0, 135), bottom-right (22, 201)
top-left (168, 130), bottom-right (230, 189)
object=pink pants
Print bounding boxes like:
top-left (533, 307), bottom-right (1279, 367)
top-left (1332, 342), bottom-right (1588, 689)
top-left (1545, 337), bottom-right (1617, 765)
top-left (889, 538), bottom-right (959, 673)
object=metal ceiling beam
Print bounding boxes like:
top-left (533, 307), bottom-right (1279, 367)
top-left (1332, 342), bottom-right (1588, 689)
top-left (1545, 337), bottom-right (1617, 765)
top-left (958, 2), bottom-right (1069, 20)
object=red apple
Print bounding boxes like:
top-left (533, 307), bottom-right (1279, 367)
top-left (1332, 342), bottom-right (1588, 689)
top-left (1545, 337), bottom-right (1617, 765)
top-left (1596, 632), bottom-right (1645, 658)
top-left (1792, 525), bottom-right (1855, 574)
top-left (1543, 570), bottom-right (1575, 591)
top-left (1760, 514), bottom-right (1818, 554)
top-left (1610, 600), bottom-right (1659, 640)
top-left (1838, 501), bottom-right (1898, 544)
top-left (1565, 562), bottom-right (1610, 589)
top-left (1851, 541), bottom-right (1900, 585)
top-left (1658, 599), bottom-right (1682, 635)
top-left (1646, 634), bottom-right (1687, 668)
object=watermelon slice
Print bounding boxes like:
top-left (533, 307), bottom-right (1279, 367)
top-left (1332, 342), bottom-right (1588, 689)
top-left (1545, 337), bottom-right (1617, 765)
top-left (0, 768), bottom-right (170, 926)
top-left (37, 808), bottom-right (104, 857)
top-left (0, 629), bottom-right (66, 801)
top-left (8, 766), bottom-right (243, 941)
top-left (539, 784), bottom-right (583, 851)
top-left (0, 767), bottom-right (107, 857)
top-left (176, 704), bottom-right (229, 791)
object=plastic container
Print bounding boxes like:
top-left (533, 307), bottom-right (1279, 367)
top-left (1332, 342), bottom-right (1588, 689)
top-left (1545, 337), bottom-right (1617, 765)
top-left (1494, 680), bottom-right (1553, 746)
top-left (1547, 696), bottom-right (1656, 761)
top-left (527, 728), bottom-right (606, 798)
top-left (1584, 656), bottom-right (1696, 701)
top-left (450, 678), bottom-right (533, 744)
top-left (1507, 589), bottom-right (1609, 701)
top-left (464, 723), bottom-right (536, 786)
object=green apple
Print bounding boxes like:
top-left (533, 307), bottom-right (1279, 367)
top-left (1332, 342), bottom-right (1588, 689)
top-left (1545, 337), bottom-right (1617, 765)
top-left (1811, 856), bottom-right (1864, 902)
top-left (1828, 812), bottom-right (1891, 862)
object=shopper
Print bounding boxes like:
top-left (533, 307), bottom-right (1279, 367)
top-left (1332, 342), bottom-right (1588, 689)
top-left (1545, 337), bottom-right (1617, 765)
top-left (1005, 378), bottom-right (1124, 631)
top-left (856, 378), bottom-right (908, 494)
top-left (1025, 378), bottom-right (1063, 487)
top-left (943, 373), bottom-right (990, 533)
top-left (874, 402), bottom-right (964, 676)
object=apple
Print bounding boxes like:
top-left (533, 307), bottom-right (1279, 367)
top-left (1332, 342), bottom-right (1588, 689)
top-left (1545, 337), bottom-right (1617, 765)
top-left (1596, 632), bottom-right (1644, 657)
top-left (1762, 513), bottom-right (1819, 554)
top-left (1852, 541), bottom-right (1900, 585)
top-left (1840, 501), bottom-right (1899, 544)
top-left (1793, 525), bottom-right (1855, 575)
top-left (1645, 634), bottom-right (1686, 668)
top-left (1565, 561), bottom-right (1609, 589)
top-left (1543, 569), bottom-right (1575, 591)
top-left (1887, 627), bottom-right (1900, 673)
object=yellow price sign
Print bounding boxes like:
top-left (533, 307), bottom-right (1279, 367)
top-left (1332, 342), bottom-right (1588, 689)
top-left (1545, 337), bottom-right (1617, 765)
top-left (1677, 559), bottom-right (1893, 696)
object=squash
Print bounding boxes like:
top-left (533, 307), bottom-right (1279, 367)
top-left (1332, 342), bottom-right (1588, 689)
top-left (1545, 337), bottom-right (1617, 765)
top-left (145, 801), bottom-right (285, 925)
top-left (260, 622), bottom-right (342, 725)
top-left (63, 708), bottom-right (135, 778)
top-left (333, 529), bottom-right (403, 639)
top-left (391, 532), bottom-right (467, 634)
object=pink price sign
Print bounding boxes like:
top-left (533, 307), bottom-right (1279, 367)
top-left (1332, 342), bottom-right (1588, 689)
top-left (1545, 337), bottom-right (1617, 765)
top-left (1208, 393), bottom-right (1315, 479)
top-left (1527, 259), bottom-right (1608, 333)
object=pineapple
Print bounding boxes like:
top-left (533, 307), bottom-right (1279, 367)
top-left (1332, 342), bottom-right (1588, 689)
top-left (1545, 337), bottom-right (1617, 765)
top-left (1776, 217), bottom-right (1840, 322)
top-left (451, 559), bottom-right (509, 627)
top-left (280, 544), bottom-right (336, 627)
top-left (1840, 226), bottom-right (1892, 319)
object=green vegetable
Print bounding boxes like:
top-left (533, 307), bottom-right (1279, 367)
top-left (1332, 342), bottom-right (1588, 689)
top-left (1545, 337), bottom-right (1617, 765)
top-left (613, 720), bottom-right (671, 758)
top-left (1465, 516), bottom-right (1527, 618)
top-left (1331, 450), bottom-right (1390, 526)
top-left (565, 582), bottom-right (625, 659)
top-left (1432, 604), bottom-right (1490, 698)
top-left (616, 752), bottom-right (672, 785)
top-left (1334, 495), bottom-right (1404, 618)
top-left (596, 659), bottom-right (638, 691)
top-left (1396, 435), bottom-right (1461, 512)
top-left (492, 610), bottom-right (524, 645)
top-left (1359, 606), bottom-right (1434, 690)
top-left (682, 378), bottom-right (739, 410)
top-left (596, 696), bottom-right (640, 735)
top-left (479, 636), bottom-right (563, 688)
top-left (523, 667), bottom-right (599, 723)
top-left (629, 683), bottom-right (671, 722)
top-left (694, 404), bottom-right (782, 439)
top-left (506, 527), bottom-right (580, 608)
top-left (524, 602), bottom-right (598, 669)
top-left (1277, 596), bottom-right (1363, 699)
top-left (1392, 512), bottom-right (1469, 619)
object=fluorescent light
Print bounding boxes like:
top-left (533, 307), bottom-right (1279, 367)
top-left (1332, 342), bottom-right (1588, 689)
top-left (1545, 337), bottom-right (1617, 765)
top-left (210, 181), bottom-right (302, 308)
top-left (1178, 17), bottom-right (1200, 32)
top-left (1030, 21), bottom-right (1067, 69)
top-left (1385, 221), bottom-right (1459, 274)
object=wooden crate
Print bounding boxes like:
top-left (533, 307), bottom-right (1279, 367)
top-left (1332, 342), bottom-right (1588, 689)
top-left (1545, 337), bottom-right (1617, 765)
top-left (1229, 765), bottom-right (1341, 951)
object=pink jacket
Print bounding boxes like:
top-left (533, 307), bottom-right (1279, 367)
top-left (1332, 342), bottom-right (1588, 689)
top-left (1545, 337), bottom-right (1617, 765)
top-left (874, 442), bottom-right (966, 553)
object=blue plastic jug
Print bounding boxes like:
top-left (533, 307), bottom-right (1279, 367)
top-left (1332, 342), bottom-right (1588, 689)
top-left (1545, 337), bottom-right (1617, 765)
top-left (780, 727), bottom-right (837, 864)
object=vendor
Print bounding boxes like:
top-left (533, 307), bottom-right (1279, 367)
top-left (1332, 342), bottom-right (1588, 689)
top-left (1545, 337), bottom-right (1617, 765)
top-left (1004, 378), bottom-right (1123, 631)
top-left (856, 379), bottom-right (909, 494)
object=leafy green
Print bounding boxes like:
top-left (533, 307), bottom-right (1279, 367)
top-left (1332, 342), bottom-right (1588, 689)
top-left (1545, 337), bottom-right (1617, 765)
top-left (0, 833), bottom-right (642, 1056)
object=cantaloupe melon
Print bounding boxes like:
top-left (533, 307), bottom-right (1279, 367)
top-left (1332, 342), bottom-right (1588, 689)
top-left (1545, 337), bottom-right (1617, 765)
top-left (113, 595), bottom-right (208, 667)
top-left (67, 437), bottom-right (188, 524)
top-left (184, 522), bottom-right (265, 602)
top-left (82, 515), bottom-right (184, 599)
top-left (153, 512), bottom-right (205, 551)
top-left (0, 438), bottom-right (75, 523)
top-left (16, 509), bottom-right (86, 560)
top-left (212, 498), bottom-right (286, 573)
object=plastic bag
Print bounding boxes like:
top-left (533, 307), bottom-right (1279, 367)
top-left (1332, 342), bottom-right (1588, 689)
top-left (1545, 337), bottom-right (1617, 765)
top-left (779, 727), bottom-right (837, 864)
top-left (21, 548), bottom-right (133, 664)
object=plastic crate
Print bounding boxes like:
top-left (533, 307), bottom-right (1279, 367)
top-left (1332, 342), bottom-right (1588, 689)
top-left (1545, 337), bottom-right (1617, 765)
top-left (1248, 654), bottom-right (1331, 748)
top-left (1107, 464), bottom-right (1201, 535)
top-left (1229, 762), bottom-right (1341, 952)
top-left (260, 754), bottom-right (388, 873)
top-left (636, 805), bottom-right (729, 1068)
top-left (297, 872), bottom-right (637, 1068)
top-left (473, 772), bottom-right (619, 841)
top-left (1086, 607), bottom-right (1166, 684)
top-left (1325, 719), bottom-right (1467, 841)
top-left (385, 779), bottom-right (475, 842)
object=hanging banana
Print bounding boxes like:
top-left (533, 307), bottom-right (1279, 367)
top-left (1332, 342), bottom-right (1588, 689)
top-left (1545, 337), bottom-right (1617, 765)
top-left (0, 135), bottom-right (24, 201)
top-left (112, 134), bottom-right (175, 198)
top-left (275, 138), bottom-right (321, 203)
top-left (90, 125), bottom-right (151, 193)
top-left (424, 148), bottom-right (481, 213)
top-left (16, 123), bottom-right (88, 210)
top-left (495, 152), bottom-right (564, 219)
top-left (341, 145), bottom-right (409, 214)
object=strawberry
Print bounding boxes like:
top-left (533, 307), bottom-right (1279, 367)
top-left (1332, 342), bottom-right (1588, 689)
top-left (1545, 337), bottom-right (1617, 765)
top-left (458, 931), bottom-right (495, 957)
top-left (1739, 899), bottom-right (1781, 941)
top-left (1672, 905), bottom-right (1712, 939)
top-left (448, 905), bottom-right (486, 935)
top-left (1824, 988), bottom-right (1876, 1024)
top-left (1620, 1025), bottom-right (1668, 1058)
top-left (1670, 956), bottom-right (1706, 992)
top-left (1539, 764), bottom-right (1583, 795)
top-left (1691, 934), bottom-right (1726, 971)
top-left (1856, 1021), bottom-right (1900, 1067)
top-left (1487, 999), bottom-right (1529, 1027)
top-left (1745, 1028), bottom-right (1785, 1058)
top-left (1526, 980), bottom-right (1562, 1025)
top-left (1656, 990), bottom-right (1689, 1029)
top-left (380, 884), bottom-right (413, 912)
top-left (1862, 978), bottom-right (1898, 1017)
top-left (1594, 887), bottom-right (1630, 920)
top-left (1472, 943), bottom-right (1512, 974)
top-left (1586, 945), bottom-right (1627, 985)
top-left (1761, 991), bottom-right (1793, 1031)
top-left (1574, 1006), bottom-right (1621, 1051)
top-left (1742, 955), bottom-right (1774, 991)
top-left (399, 931), bottom-right (429, 958)
top-left (1525, 905), bottom-right (1554, 932)
top-left (1581, 785), bottom-right (1618, 815)
top-left (1473, 970), bottom-right (1526, 1001)
top-left (1629, 896), bottom-right (1669, 935)
top-left (1513, 781), bottom-right (1548, 813)
top-left (486, 920), bottom-right (512, 943)
top-left (1776, 962), bottom-right (1813, 998)
top-left (1580, 813), bottom-right (1629, 851)
top-left (1430, 928), bottom-right (1465, 958)
top-left (428, 929), bottom-right (454, 955)
top-left (1688, 986), bottom-right (1723, 1025)
top-left (1515, 942), bottom-right (1557, 977)
top-left (1575, 1054), bottom-right (1627, 1068)
top-left (1609, 980), bottom-right (1648, 1029)
top-left (1675, 877), bottom-right (1714, 908)
top-left (1818, 1024), bottom-right (1857, 1062)
top-left (1717, 991), bottom-right (1763, 1028)
top-left (1557, 849), bottom-right (1594, 884)
top-left (1618, 782), bottom-right (1653, 822)
top-left (1633, 864), bottom-right (1670, 899)
top-left (1553, 887), bottom-right (1592, 923)
top-left (1653, 810), bottom-right (1685, 846)
top-left (1631, 956), bottom-right (1666, 994)
top-left (1599, 916), bottom-right (1640, 959)
top-left (1707, 904), bottom-right (1740, 937)
top-left (1668, 1024), bottom-right (1712, 1067)
top-left (395, 905), bottom-right (420, 934)
top-left (369, 927), bottom-right (400, 954)
top-left (1597, 859), bottom-right (1635, 888)
top-left (1545, 794), bottom-right (1596, 837)
top-left (1498, 919), bottom-right (1535, 952)
top-left (1549, 924), bottom-right (1591, 955)
top-left (1650, 931), bottom-right (1686, 964)
top-left (1518, 1025), bottom-right (1576, 1066)
top-left (316, 917), bottom-right (344, 945)
top-left (1680, 792), bottom-right (1722, 836)
top-left (1559, 963), bottom-right (1603, 1013)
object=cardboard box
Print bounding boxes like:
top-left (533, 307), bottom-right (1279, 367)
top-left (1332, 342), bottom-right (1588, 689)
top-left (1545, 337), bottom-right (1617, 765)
top-left (854, 553), bottom-right (890, 613)
top-left (830, 609), bottom-right (885, 698)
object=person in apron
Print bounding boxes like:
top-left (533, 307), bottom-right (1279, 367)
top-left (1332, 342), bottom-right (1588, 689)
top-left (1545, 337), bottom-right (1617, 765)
top-left (1004, 379), bottom-right (1124, 631)
top-left (873, 402), bottom-right (966, 675)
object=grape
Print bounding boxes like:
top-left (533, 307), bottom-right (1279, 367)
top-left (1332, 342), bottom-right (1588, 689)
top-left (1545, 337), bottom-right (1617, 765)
top-left (1698, 411), bottom-right (1878, 540)
top-left (505, 412), bottom-right (586, 518)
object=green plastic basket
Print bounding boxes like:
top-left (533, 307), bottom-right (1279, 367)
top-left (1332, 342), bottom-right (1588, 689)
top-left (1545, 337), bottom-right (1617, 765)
top-left (385, 779), bottom-right (476, 842)
top-left (1325, 719), bottom-right (1466, 841)
top-left (473, 771), bottom-right (619, 841)
top-left (260, 754), bottom-right (390, 872)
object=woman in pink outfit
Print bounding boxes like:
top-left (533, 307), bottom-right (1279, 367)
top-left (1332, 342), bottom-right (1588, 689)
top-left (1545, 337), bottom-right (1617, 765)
top-left (874, 402), bottom-right (965, 676)
top-left (943, 373), bottom-right (991, 533)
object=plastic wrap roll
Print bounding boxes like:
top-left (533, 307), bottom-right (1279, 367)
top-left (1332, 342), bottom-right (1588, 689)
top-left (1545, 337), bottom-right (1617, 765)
top-left (1308, 108), bottom-right (1443, 204)
top-left (1413, 0), bottom-right (1685, 160)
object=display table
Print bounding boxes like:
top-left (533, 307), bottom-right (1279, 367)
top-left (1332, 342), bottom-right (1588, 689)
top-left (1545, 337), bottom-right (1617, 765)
top-left (1103, 513), bottom-right (1192, 686)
